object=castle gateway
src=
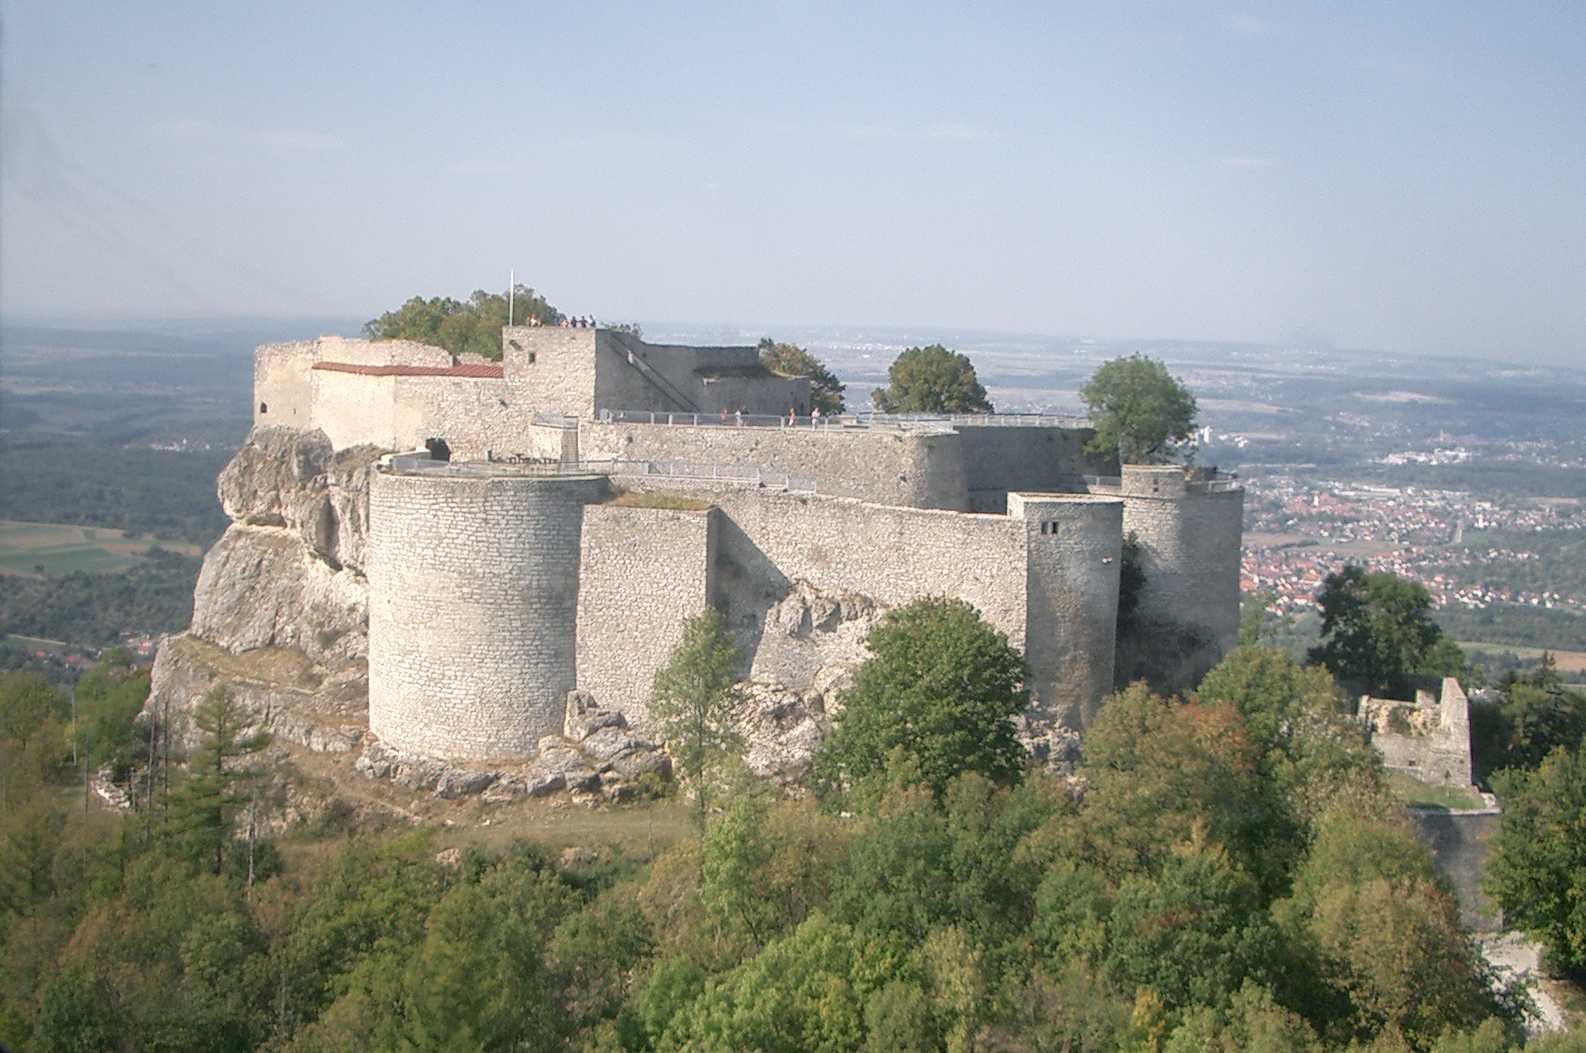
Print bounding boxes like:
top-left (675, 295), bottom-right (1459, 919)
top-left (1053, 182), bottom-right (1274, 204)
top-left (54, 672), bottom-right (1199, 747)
top-left (255, 326), bottom-right (1243, 764)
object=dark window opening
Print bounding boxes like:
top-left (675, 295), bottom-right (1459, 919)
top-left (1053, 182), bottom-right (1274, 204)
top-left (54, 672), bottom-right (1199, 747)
top-left (425, 437), bottom-right (452, 462)
top-left (528, 352), bottom-right (537, 364)
top-left (259, 401), bottom-right (268, 414)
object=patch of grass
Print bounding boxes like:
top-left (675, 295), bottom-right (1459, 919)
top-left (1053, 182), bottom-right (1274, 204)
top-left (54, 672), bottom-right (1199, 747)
top-left (605, 491), bottom-right (714, 512)
top-left (1388, 771), bottom-right (1486, 811)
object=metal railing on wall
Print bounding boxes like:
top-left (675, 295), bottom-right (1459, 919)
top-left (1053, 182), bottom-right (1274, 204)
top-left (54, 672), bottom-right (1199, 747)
top-left (594, 408), bottom-right (1089, 431)
top-left (382, 453), bottom-right (818, 494)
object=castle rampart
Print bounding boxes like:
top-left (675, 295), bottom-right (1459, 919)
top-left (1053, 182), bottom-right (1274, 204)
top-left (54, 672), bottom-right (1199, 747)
top-left (257, 326), bottom-right (1242, 765)
top-left (1009, 493), bottom-right (1124, 726)
top-left (367, 467), bottom-right (610, 759)
top-left (575, 502), bottom-right (717, 735)
top-left (1093, 464), bottom-right (1245, 687)
top-left (1360, 677), bottom-right (1474, 788)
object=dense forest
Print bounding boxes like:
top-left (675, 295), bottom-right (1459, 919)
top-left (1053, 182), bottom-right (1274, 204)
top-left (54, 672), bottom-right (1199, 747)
top-left (3, 632), bottom-right (1585, 1052)
top-left (0, 443), bottom-right (232, 546)
top-left (0, 548), bottom-right (201, 646)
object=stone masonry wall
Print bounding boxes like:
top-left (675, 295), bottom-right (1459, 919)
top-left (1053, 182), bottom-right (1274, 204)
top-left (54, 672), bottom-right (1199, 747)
top-left (705, 487), bottom-right (1030, 672)
top-left (367, 469), bottom-right (609, 760)
top-left (579, 421), bottom-right (970, 509)
top-left (1114, 466), bottom-right (1244, 685)
top-left (957, 426), bottom-right (1115, 512)
top-left (503, 327), bottom-right (600, 419)
top-left (575, 504), bottom-right (716, 734)
top-left (1009, 493), bottom-right (1123, 726)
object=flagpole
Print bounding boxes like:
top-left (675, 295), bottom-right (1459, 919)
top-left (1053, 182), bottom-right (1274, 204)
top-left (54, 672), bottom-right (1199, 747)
top-left (508, 268), bottom-right (514, 325)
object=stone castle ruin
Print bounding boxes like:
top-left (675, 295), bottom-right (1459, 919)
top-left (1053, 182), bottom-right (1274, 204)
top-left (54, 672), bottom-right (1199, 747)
top-left (152, 325), bottom-right (1244, 788)
top-left (1358, 677), bottom-right (1475, 789)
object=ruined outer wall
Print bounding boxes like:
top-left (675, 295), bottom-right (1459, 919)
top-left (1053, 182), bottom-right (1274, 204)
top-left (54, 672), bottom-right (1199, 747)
top-left (367, 469), bottom-right (609, 760)
top-left (708, 488), bottom-right (1028, 650)
top-left (1009, 494), bottom-right (1123, 726)
top-left (957, 426), bottom-right (1115, 512)
top-left (575, 504), bottom-right (716, 733)
top-left (1116, 465), bottom-right (1244, 677)
top-left (578, 422), bottom-right (970, 510)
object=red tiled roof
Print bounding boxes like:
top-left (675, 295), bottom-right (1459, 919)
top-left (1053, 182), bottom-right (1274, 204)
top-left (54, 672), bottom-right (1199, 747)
top-left (312, 361), bottom-right (504, 379)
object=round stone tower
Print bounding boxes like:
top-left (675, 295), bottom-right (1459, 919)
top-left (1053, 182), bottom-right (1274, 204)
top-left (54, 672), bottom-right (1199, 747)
top-left (367, 461), bottom-right (609, 760)
top-left (1117, 464), bottom-right (1244, 684)
top-left (1008, 491), bottom-right (1125, 727)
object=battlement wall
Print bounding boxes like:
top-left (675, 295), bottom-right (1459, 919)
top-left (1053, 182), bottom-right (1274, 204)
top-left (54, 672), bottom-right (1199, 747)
top-left (367, 469), bottom-right (610, 760)
top-left (579, 420), bottom-right (970, 509)
top-left (576, 503), bottom-right (716, 734)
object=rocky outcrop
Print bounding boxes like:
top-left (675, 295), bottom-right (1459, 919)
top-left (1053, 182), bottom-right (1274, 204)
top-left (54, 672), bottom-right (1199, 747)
top-left (147, 427), bottom-right (381, 754)
top-left (218, 426), bottom-right (382, 572)
top-left (748, 580), bottom-right (883, 688)
top-left (189, 527), bottom-right (366, 665)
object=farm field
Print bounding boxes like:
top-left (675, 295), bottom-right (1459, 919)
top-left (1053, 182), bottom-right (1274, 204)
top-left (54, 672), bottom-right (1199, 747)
top-left (1458, 642), bottom-right (1586, 675)
top-left (0, 520), bottom-right (202, 577)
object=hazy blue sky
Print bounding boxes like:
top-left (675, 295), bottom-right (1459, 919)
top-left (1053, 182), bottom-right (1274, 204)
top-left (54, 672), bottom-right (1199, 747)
top-left (2, 2), bottom-right (1582, 363)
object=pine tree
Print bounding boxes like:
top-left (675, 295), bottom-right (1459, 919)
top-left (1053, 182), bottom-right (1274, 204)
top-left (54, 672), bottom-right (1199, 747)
top-left (166, 687), bottom-right (271, 875)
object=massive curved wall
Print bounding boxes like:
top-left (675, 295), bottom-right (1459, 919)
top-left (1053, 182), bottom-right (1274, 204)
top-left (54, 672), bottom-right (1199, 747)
top-left (368, 467), bottom-right (609, 760)
top-left (1010, 493), bottom-right (1124, 727)
top-left (1117, 465), bottom-right (1244, 683)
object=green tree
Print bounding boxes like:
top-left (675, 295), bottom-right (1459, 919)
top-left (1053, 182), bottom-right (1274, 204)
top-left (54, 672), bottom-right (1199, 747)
top-left (871, 345), bottom-right (992, 414)
top-left (1276, 807), bottom-right (1509, 1046)
top-left (1485, 671), bottom-right (1586, 774)
top-left (1308, 566), bottom-right (1461, 697)
top-left (363, 284), bottom-right (563, 359)
top-left (166, 687), bottom-right (271, 875)
top-left (758, 339), bottom-right (847, 415)
top-left (651, 609), bottom-right (744, 829)
top-left (815, 597), bottom-right (1028, 798)
top-left (1079, 354), bottom-right (1199, 463)
top-left (1486, 739), bottom-right (1586, 976)
top-left (0, 672), bottom-right (59, 752)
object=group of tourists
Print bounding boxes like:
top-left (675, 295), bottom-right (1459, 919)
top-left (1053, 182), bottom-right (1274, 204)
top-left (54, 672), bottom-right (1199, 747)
top-left (524, 315), bottom-right (596, 328)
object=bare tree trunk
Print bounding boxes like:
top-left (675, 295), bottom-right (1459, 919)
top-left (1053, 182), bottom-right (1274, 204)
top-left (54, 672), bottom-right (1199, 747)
top-left (145, 713), bottom-right (158, 844)
top-left (246, 785), bottom-right (258, 894)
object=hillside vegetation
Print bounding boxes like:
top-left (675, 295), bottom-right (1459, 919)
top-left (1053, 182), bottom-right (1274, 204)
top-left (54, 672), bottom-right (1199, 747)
top-left (4, 642), bottom-right (1583, 1052)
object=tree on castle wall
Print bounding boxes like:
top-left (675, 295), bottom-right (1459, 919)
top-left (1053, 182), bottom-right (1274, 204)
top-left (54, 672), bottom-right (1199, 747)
top-left (757, 339), bottom-right (846, 415)
top-left (1080, 354), bottom-right (1198, 463)
top-left (651, 609), bottom-right (744, 830)
top-left (364, 285), bottom-right (563, 360)
top-left (871, 345), bottom-right (993, 414)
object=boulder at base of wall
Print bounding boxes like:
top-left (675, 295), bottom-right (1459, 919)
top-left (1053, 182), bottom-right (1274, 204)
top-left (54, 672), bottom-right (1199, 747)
top-left (734, 682), bottom-right (831, 788)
